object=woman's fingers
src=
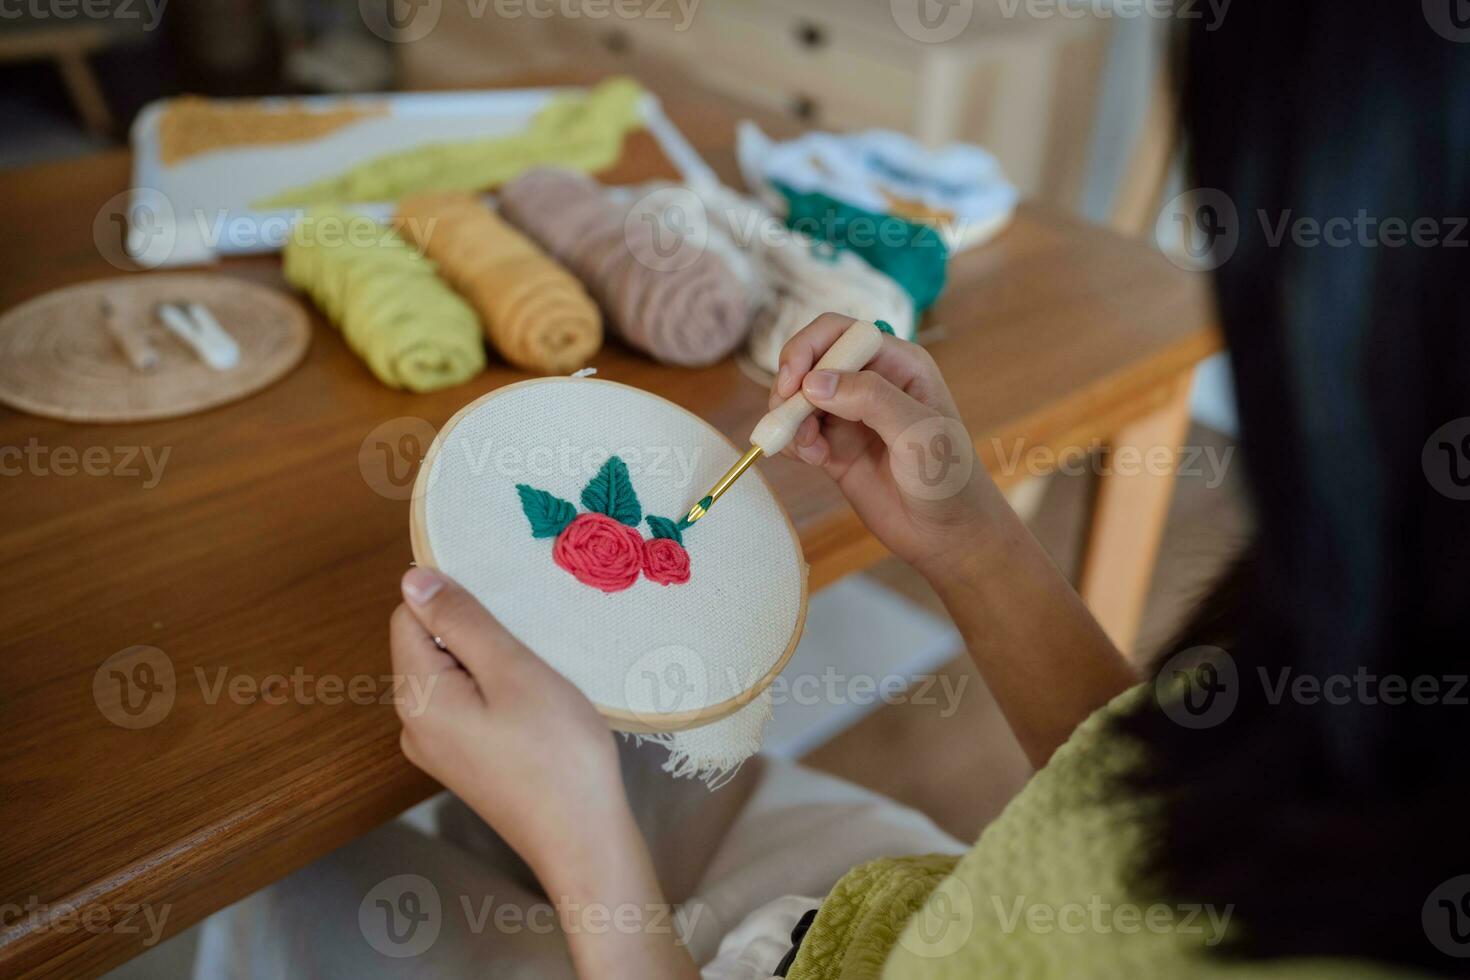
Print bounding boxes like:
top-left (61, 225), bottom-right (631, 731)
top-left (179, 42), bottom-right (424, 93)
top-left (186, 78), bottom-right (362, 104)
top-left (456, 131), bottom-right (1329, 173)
top-left (399, 567), bottom-right (531, 686)
top-left (793, 413), bottom-right (820, 448)
top-left (795, 428), bottom-right (829, 466)
top-left (778, 413), bottom-right (823, 462)
top-left (801, 369), bottom-right (936, 448)
top-left (771, 314), bottom-right (958, 418)
top-left (773, 313), bottom-right (858, 399)
top-left (388, 601), bottom-right (479, 716)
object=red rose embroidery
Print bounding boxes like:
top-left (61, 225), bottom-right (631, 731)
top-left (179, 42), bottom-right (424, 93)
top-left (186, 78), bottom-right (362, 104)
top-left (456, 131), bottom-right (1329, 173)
top-left (552, 513), bottom-right (644, 593)
top-left (519, 457), bottom-right (698, 593)
top-left (642, 537), bottom-right (691, 586)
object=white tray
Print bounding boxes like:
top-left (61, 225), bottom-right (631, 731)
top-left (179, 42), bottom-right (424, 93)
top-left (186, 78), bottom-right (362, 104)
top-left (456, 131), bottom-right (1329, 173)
top-left (126, 87), bottom-right (714, 268)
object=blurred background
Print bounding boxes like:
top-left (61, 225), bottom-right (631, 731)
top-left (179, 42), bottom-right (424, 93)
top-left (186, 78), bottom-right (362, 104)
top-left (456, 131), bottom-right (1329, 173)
top-left (0, 0), bottom-right (1236, 421)
top-left (3, 0), bottom-right (1166, 208)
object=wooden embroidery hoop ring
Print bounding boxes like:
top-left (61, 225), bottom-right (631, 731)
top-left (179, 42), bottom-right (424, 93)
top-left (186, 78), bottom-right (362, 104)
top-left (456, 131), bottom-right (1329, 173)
top-left (409, 377), bottom-right (810, 734)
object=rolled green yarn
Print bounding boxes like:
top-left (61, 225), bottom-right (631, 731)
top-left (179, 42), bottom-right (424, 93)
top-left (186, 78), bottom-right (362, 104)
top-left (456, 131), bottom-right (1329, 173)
top-left (283, 209), bottom-right (486, 392)
top-left (255, 77), bottom-right (646, 208)
top-left (774, 182), bottom-right (949, 312)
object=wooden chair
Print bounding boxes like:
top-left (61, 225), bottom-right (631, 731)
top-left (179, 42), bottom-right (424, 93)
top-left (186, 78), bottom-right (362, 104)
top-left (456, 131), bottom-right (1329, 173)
top-left (1109, 64), bottom-right (1178, 238)
top-left (0, 23), bottom-right (116, 138)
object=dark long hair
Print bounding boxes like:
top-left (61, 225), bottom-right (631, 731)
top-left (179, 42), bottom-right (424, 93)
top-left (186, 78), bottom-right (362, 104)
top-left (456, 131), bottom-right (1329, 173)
top-left (1114, 4), bottom-right (1470, 973)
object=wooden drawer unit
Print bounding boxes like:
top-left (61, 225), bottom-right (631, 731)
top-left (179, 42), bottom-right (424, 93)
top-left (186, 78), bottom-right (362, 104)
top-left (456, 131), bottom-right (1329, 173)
top-left (697, 0), bottom-right (919, 130)
top-left (403, 0), bottom-right (1109, 204)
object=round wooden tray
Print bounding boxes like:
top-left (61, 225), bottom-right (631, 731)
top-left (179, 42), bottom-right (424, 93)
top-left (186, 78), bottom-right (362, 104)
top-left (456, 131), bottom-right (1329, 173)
top-left (0, 274), bottom-right (310, 423)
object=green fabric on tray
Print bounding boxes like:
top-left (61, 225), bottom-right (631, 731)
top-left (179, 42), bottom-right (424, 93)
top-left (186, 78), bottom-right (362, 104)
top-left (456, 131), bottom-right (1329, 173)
top-left (255, 77), bottom-right (646, 208)
top-left (775, 182), bottom-right (949, 312)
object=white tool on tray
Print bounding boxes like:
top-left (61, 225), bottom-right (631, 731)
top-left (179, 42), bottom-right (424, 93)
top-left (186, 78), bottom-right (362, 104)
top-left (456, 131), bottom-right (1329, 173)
top-left (155, 301), bottom-right (241, 370)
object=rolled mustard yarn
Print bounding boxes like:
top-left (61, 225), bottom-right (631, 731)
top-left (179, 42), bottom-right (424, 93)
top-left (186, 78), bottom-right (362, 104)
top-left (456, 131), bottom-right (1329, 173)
top-left (395, 193), bottom-right (602, 374)
top-left (498, 168), bottom-right (752, 368)
top-left (283, 209), bottom-right (486, 392)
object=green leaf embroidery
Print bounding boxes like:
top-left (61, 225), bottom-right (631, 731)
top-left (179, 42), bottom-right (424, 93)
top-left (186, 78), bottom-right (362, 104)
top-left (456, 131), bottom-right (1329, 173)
top-left (645, 515), bottom-right (683, 545)
top-left (516, 484), bottom-right (577, 538)
top-left (581, 456), bottom-right (642, 527)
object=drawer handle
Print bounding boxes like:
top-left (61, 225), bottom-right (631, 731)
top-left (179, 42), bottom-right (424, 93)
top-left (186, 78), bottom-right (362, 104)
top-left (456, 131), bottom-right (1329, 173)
top-left (795, 21), bottom-right (827, 49)
top-left (790, 95), bottom-right (819, 122)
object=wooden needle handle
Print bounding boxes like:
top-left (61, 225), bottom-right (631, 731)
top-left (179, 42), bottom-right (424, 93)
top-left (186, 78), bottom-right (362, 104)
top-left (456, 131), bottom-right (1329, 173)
top-left (749, 319), bottom-right (885, 455)
top-left (101, 300), bottom-right (158, 373)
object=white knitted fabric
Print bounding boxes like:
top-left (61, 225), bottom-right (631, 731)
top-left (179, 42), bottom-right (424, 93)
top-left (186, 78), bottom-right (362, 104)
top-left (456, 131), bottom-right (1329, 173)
top-left (735, 121), bottom-right (1019, 254)
top-left (420, 378), bottom-right (805, 785)
top-left (687, 180), bottom-right (916, 373)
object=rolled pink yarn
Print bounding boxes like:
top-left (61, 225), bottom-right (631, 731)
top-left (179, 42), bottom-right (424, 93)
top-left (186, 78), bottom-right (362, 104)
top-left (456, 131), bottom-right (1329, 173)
top-left (499, 168), bottom-right (750, 367)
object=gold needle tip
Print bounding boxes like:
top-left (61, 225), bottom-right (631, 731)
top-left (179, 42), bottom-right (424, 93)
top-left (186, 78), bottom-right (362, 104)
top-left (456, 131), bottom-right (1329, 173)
top-left (683, 446), bottom-right (763, 527)
top-left (684, 496), bottom-right (712, 525)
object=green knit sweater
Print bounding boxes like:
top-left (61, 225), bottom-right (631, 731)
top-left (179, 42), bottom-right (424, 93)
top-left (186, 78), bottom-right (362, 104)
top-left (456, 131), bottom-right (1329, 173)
top-left (789, 686), bottom-right (1422, 980)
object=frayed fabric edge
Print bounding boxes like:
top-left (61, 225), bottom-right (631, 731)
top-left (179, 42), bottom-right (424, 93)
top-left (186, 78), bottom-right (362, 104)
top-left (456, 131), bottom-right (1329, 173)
top-left (623, 731), bottom-right (748, 791)
top-left (619, 691), bottom-right (773, 791)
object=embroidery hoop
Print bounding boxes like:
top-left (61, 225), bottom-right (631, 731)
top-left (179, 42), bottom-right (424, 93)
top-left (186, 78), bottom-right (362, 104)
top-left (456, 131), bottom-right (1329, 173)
top-left (409, 377), bottom-right (809, 733)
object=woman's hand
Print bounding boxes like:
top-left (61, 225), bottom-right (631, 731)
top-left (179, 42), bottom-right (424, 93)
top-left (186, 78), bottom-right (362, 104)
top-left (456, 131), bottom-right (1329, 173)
top-left (772, 313), bottom-right (1003, 581)
top-left (390, 568), bottom-right (699, 979)
top-left (391, 567), bottom-right (624, 871)
top-left (775, 314), bottom-right (1135, 766)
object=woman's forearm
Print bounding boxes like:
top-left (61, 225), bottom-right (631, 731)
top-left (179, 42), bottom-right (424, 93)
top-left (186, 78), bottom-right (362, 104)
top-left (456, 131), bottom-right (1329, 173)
top-left (534, 803), bottom-right (700, 980)
top-left (923, 496), bottom-right (1138, 768)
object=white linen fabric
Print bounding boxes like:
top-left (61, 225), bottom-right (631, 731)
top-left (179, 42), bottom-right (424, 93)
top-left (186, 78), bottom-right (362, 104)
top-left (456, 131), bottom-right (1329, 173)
top-left (684, 182), bottom-right (916, 377)
top-left (736, 122), bottom-right (1018, 255)
top-left (604, 178), bottom-right (915, 375)
top-left (618, 180), bottom-right (915, 375)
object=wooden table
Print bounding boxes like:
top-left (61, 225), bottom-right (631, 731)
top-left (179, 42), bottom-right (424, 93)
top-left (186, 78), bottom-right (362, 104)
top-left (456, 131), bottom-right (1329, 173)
top-left (0, 73), bottom-right (1217, 978)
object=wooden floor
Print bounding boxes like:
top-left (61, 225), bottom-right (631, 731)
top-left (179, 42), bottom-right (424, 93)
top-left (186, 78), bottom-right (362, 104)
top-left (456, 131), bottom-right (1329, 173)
top-left (801, 423), bottom-right (1251, 842)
